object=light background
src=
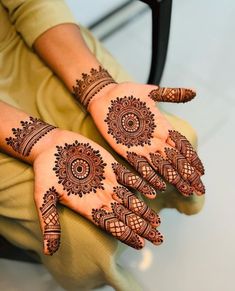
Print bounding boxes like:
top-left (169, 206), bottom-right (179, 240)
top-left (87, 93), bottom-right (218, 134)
top-left (1, 0), bottom-right (235, 290)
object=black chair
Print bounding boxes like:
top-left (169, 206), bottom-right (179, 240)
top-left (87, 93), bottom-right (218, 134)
top-left (0, 0), bottom-right (172, 263)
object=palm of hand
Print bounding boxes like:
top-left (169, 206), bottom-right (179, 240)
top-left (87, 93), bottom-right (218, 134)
top-left (33, 130), bottom-right (163, 255)
top-left (89, 82), bottom-right (205, 198)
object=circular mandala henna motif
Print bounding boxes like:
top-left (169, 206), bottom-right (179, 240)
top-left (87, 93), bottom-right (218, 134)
top-left (53, 141), bottom-right (106, 196)
top-left (105, 96), bottom-right (156, 148)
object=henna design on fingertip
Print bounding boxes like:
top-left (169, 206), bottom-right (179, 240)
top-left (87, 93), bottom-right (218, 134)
top-left (40, 187), bottom-right (61, 255)
top-left (6, 117), bottom-right (56, 156)
top-left (112, 203), bottom-right (163, 245)
top-left (113, 186), bottom-right (161, 226)
top-left (105, 96), bottom-right (156, 148)
top-left (73, 66), bottom-right (116, 109)
top-left (112, 163), bottom-right (156, 197)
top-left (165, 148), bottom-right (205, 194)
top-left (92, 204), bottom-right (143, 249)
top-left (126, 152), bottom-right (166, 191)
top-left (149, 153), bottom-right (193, 197)
top-left (168, 130), bottom-right (205, 175)
top-left (53, 142), bottom-right (106, 196)
top-left (149, 87), bottom-right (196, 103)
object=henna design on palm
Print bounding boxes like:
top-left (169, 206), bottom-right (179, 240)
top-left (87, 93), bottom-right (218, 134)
top-left (53, 142), bottom-right (106, 196)
top-left (164, 148), bottom-right (205, 194)
top-left (73, 66), bottom-right (116, 109)
top-left (113, 203), bottom-right (163, 245)
top-left (112, 186), bottom-right (161, 226)
top-left (40, 187), bottom-right (61, 255)
top-left (6, 117), bottom-right (55, 156)
top-left (126, 152), bottom-right (166, 191)
top-left (168, 130), bottom-right (205, 175)
top-left (149, 153), bottom-right (193, 197)
top-left (112, 163), bottom-right (156, 197)
top-left (92, 203), bottom-right (144, 249)
top-left (104, 96), bottom-right (156, 148)
top-left (149, 87), bottom-right (196, 103)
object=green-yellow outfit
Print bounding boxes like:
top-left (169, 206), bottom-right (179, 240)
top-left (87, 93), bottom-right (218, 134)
top-left (0, 1), bottom-right (204, 290)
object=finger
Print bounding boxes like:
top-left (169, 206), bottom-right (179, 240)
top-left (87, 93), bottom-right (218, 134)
top-left (35, 186), bottom-right (61, 256)
top-left (112, 162), bottom-right (157, 199)
top-left (126, 152), bottom-right (166, 191)
top-left (165, 147), bottom-right (205, 195)
top-left (168, 130), bottom-right (205, 175)
top-left (148, 87), bottom-right (196, 103)
top-left (149, 152), bottom-right (193, 197)
top-left (112, 203), bottom-right (164, 246)
top-left (112, 186), bottom-right (161, 227)
top-left (91, 204), bottom-right (144, 250)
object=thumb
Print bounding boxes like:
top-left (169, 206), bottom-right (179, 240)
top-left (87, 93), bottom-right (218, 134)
top-left (148, 86), bottom-right (196, 103)
top-left (34, 186), bottom-right (61, 256)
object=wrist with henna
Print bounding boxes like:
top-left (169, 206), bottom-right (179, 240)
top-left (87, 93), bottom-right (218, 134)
top-left (5, 116), bottom-right (57, 164)
top-left (72, 65), bottom-right (116, 110)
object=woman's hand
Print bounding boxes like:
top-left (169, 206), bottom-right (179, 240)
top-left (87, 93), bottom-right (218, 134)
top-left (32, 129), bottom-right (163, 255)
top-left (73, 69), bottom-right (205, 198)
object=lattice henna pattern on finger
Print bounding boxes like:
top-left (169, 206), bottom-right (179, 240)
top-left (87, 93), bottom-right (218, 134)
top-left (112, 186), bottom-right (161, 226)
top-left (168, 130), bottom-right (205, 175)
top-left (91, 204), bottom-right (143, 249)
top-left (112, 203), bottom-right (163, 245)
top-left (112, 163), bottom-right (156, 197)
top-left (105, 96), bottom-right (156, 148)
top-left (53, 142), bottom-right (106, 196)
top-left (148, 87), bottom-right (196, 103)
top-left (165, 148), bottom-right (205, 194)
top-left (40, 187), bottom-right (61, 255)
top-left (6, 117), bottom-right (56, 156)
top-left (149, 153), bottom-right (193, 196)
top-left (126, 152), bottom-right (166, 191)
top-left (73, 66), bottom-right (116, 109)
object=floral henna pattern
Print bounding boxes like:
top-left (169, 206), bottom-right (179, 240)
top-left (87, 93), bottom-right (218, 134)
top-left (53, 142), bottom-right (106, 196)
top-left (165, 148), bottom-right (205, 194)
top-left (148, 87), bottom-right (196, 103)
top-left (92, 204), bottom-right (143, 249)
top-left (105, 96), bottom-right (156, 148)
top-left (112, 163), bottom-right (156, 197)
top-left (112, 186), bottom-right (160, 226)
top-left (126, 152), bottom-right (166, 191)
top-left (6, 117), bottom-right (55, 156)
top-left (149, 153), bottom-right (193, 197)
top-left (73, 66), bottom-right (116, 109)
top-left (168, 130), bottom-right (205, 175)
top-left (113, 203), bottom-right (163, 245)
top-left (40, 187), bottom-right (61, 255)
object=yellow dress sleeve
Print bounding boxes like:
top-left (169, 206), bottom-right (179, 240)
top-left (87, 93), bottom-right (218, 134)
top-left (0, 0), bottom-right (76, 47)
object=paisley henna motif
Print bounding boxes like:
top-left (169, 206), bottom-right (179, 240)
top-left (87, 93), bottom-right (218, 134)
top-left (126, 152), bottom-right (166, 191)
top-left (112, 186), bottom-right (160, 226)
top-left (112, 163), bottom-right (156, 197)
top-left (168, 130), bottom-right (205, 175)
top-left (40, 187), bottom-right (61, 255)
top-left (6, 117), bottom-right (55, 156)
top-left (92, 203), bottom-right (143, 249)
top-left (105, 96), bottom-right (156, 148)
top-left (149, 153), bottom-right (193, 196)
top-left (73, 66), bottom-right (116, 109)
top-left (149, 87), bottom-right (196, 103)
top-left (53, 141), bottom-right (106, 196)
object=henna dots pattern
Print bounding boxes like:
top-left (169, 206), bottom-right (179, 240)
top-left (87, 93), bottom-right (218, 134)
top-left (105, 96), bottom-right (156, 148)
top-left (53, 141), bottom-right (107, 196)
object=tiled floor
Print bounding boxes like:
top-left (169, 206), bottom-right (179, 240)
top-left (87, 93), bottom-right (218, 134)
top-left (1, 0), bottom-right (235, 290)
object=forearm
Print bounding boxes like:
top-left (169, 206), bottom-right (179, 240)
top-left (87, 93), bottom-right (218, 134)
top-left (33, 23), bottom-right (101, 91)
top-left (0, 101), bottom-right (57, 164)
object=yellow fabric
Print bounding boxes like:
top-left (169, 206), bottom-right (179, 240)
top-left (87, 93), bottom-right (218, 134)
top-left (0, 1), bottom-right (204, 290)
